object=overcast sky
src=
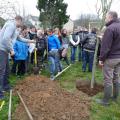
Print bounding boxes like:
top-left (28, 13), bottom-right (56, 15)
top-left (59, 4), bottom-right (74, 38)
top-left (2, 0), bottom-right (120, 20)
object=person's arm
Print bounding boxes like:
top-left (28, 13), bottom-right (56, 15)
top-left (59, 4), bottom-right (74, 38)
top-left (2, 24), bottom-right (15, 52)
top-left (69, 35), bottom-right (76, 46)
top-left (99, 28), bottom-right (113, 62)
top-left (75, 35), bottom-right (80, 45)
top-left (54, 36), bottom-right (61, 49)
top-left (18, 36), bottom-right (36, 43)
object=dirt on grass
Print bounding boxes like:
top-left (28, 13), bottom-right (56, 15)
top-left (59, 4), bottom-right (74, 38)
top-left (13, 75), bottom-right (90, 120)
top-left (76, 80), bottom-right (103, 96)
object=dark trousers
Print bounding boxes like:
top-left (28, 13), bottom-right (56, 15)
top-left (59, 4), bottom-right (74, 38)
top-left (0, 50), bottom-right (10, 92)
top-left (37, 50), bottom-right (45, 68)
top-left (82, 50), bottom-right (94, 72)
top-left (16, 60), bottom-right (26, 75)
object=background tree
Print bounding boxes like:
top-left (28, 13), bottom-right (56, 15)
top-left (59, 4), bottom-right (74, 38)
top-left (37, 0), bottom-right (69, 29)
top-left (95, 0), bottom-right (113, 29)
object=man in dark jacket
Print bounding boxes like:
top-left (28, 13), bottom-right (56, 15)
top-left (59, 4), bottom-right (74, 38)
top-left (97, 11), bottom-right (120, 106)
top-left (81, 28), bottom-right (97, 72)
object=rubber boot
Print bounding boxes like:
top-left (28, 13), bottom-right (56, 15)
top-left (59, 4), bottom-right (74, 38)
top-left (96, 85), bottom-right (112, 106)
top-left (112, 82), bottom-right (120, 102)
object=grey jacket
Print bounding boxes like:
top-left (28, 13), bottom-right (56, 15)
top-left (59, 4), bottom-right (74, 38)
top-left (0, 20), bottom-right (28, 53)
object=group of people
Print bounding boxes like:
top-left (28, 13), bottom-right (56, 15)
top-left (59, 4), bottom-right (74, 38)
top-left (0, 10), bottom-right (120, 108)
top-left (0, 15), bottom-right (98, 98)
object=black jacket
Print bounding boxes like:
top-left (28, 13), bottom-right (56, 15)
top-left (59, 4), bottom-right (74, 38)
top-left (81, 32), bottom-right (97, 51)
top-left (36, 37), bottom-right (47, 51)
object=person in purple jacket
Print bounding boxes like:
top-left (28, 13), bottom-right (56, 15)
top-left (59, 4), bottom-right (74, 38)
top-left (97, 11), bottom-right (120, 106)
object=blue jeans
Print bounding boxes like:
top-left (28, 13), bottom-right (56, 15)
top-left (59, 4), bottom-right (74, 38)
top-left (0, 50), bottom-right (10, 92)
top-left (70, 46), bottom-right (77, 63)
top-left (48, 49), bottom-right (62, 76)
top-left (82, 50), bottom-right (94, 72)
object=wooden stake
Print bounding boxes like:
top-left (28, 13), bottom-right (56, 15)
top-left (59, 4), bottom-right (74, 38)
top-left (91, 37), bottom-right (100, 89)
top-left (8, 90), bottom-right (12, 120)
top-left (17, 91), bottom-right (34, 120)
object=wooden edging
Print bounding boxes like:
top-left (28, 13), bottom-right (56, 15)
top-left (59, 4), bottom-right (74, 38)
top-left (17, 91), bottom-right (34, 120)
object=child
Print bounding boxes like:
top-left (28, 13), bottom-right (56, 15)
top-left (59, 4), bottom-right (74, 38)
top-left (13, 39), bottom-right (29, 76)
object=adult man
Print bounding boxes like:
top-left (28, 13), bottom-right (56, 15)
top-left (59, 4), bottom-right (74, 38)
top-left (81, 28), bottom-right (97, 72)
top-left (97, 11), bottom-right (120, 105)
top-left (0, 16), bottom-right (35, 99)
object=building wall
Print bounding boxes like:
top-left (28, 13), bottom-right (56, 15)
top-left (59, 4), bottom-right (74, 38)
top-left (63, 19), bottom-right (74, 33)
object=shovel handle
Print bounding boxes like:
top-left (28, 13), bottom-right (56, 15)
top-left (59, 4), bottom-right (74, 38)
top-left (34, 49), bottom-right (37, 65)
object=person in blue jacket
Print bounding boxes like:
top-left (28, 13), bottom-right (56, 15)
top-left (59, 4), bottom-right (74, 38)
top-left (47, 29), bottom-right (62, 80)
top-left (13, 38), bottom-right (29, 76)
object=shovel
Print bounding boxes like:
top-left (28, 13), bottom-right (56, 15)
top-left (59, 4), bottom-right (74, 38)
top-left (33, 48), bottom-right (39, 75)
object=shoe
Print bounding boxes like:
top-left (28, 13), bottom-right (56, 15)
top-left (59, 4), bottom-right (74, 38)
top-left (96, 85), bottom-right (112, 106)
top-left (96, 99), bottom-right (109, 106)
top-left (50, 75), bottom-right (55, 81)
top-left (112, 82), bottom-right (120, 101)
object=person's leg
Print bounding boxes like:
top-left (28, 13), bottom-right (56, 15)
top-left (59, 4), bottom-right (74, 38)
top-left (71, 46), bottom-right (76, 63)
top-left (21, 60), bottom-right (26, 75)
top-left (54, 50), bottom-right (62, 73)
top-left (48, 56), bottom-right (55, 80)
top-left (11, 57), bottom-right (17, 74)
top-left (96, 59), bottom-right (114, 105)
top-left (64, 56), bottom-right (70, 65)
top-left (3, 58), bottom-right (11, 91)
top-left (78, 46), bottom-right (82, 61)
top-left (17, 60), bottom-right (21, 76)
top-left (82, 50), bottom-right (87, 72)
top-left (112, 61), bottom-right (120, 101)
top-left (0, 50), bottom-right (8, 98)
top-left (88, 51), bottom-right (94, 72)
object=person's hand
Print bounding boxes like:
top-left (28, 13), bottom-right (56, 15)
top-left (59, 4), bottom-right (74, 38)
top-left (28, 39), bottom-right (36, 43)
top-left (10, 51), bottom-right (15, 56)
top-left (31, 39), bottom-right (36, 43)
top-left (35, 48), bottom-right (37, 51)
top-left (99, 60), bottom-right (104, 67)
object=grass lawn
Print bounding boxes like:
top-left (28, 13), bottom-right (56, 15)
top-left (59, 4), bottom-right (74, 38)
top-left (1, 60), bottom-right (120, 120)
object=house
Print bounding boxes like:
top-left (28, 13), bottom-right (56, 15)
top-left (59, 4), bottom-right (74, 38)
top-left (63, 19), bottom-right (74, 33)
top-left (24, 15), bottom-right (41, 29)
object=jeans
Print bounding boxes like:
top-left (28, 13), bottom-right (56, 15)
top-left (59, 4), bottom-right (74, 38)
top-left (0, 50), bottom-right (10, 92)
top-left (48, 49), bottom-right (62, 76)
top-left (82, 50), bottom-right (94, 72)
top-left (70, 46), bottom-right (77, 63)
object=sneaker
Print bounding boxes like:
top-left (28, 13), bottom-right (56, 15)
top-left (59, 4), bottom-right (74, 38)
top-left (50, 75), bottom-right (55, 81)
top-left (96, 99), bottom-right (109, 106)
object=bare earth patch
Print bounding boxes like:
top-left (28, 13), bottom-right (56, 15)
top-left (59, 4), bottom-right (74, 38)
top-left (13, 75), bottom-right (90, 120)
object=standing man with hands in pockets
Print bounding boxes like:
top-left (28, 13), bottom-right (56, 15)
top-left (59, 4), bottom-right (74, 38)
top-left (0, 16), bottom-right (35, 99)
top-left (97, 11), bottom-right (120, 106)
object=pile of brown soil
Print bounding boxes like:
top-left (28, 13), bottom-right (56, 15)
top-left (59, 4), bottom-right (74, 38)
top-left (76, 80), bottom-right (103, 96)
top-left (13, 75), bottom-right (90, 120)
